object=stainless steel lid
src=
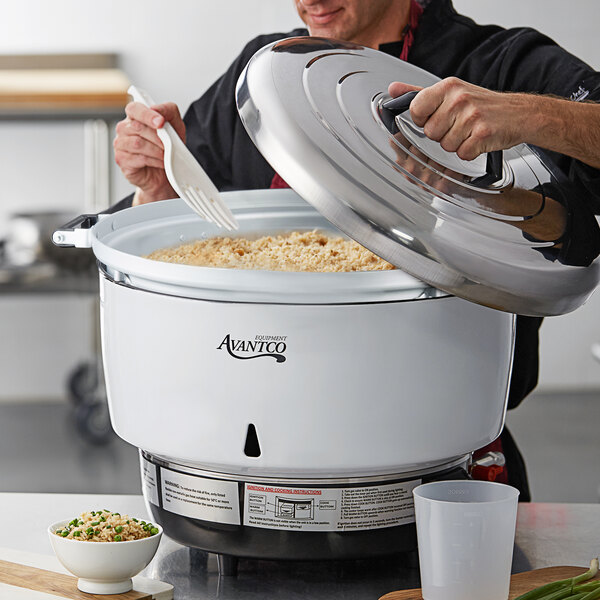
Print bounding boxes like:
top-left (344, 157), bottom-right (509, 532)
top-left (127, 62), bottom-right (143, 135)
top-left (236, 37), bottom-right (600, 316)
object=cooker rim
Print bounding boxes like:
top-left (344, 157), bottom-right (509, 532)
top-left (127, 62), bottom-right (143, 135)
top-left (92, 190), bottom-right (450, 305)
top-left (141, 450), bottom-right (472, 485)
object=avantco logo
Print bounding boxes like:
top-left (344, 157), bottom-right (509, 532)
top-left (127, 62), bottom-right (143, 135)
top-left (217, 334), bottom-right (287, 363)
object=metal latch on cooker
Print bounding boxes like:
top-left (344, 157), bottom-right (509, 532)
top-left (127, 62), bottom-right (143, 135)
top-left (52, 214), bottom-right (105, 249)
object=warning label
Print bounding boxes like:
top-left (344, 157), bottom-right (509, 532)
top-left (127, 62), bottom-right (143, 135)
top-left (140, 456), bottom-right (159, 506)
top-left (243, 480), bottom-right (420, 532)
top-left (160, 468), bottom-right (241, 525)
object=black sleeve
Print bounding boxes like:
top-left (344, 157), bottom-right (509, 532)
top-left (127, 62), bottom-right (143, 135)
top-left (458, 27), bottom-right (600, 214)
top-left (183, 30), bottom-right (306, 192)
top-left (182, 43), bottom-right (255, 191)
top-left (104, 194), bottom-right (133, 214)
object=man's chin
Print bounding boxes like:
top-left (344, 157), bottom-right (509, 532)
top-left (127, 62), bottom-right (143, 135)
top-left (309, 26), bottom-right (348, 41)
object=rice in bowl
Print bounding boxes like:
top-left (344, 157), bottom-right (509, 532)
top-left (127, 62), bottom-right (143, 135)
top-left (54, 510), bottom-right (159, 542)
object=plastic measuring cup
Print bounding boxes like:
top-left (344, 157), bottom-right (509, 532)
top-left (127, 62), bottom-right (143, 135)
top-left (413, 480), bottom-right (519, 600)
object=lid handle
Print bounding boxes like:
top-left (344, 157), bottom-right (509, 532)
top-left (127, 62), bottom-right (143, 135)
top-left (381, 90), bottom-right (419, 115)
top-left (471, 149), bottom-right (503, 186)
top-left (382, 91), bottom-right (503, 185)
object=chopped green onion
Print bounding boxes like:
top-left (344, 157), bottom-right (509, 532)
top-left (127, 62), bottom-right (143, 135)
top-left (61, 531), bottom-right (69, 537)
top-left (91, 521), bottom-right (99, 526)
top-left (73, 531), bottom-right (81, 537)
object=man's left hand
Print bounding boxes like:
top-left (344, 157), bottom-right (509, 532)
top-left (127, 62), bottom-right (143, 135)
top-left (388, 78), bottom-right (527, 161)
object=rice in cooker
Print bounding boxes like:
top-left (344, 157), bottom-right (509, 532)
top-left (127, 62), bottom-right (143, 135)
top-left (54, 510), bottom-right (159, 542)
top-left (146, 230), bottom-right (395, 272)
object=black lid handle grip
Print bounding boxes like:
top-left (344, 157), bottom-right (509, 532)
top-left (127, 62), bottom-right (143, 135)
top-left (381, 91), bottom-right (419, 115)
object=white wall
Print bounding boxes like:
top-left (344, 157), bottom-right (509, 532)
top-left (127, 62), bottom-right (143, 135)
top-left (0, 1), bottom-right (598, 398)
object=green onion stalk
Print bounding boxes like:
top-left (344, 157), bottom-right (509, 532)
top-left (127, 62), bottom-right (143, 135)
top-left (514, 559), bottom-right (599, 600)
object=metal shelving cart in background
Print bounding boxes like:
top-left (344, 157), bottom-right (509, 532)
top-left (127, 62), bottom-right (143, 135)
top-left (0, 53), bottom-right (130, 444)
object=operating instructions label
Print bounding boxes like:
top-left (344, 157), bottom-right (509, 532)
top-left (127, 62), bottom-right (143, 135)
top-left (243, 479), bottom-right (421, 532)
top-left (140, 457), bottom-right (159, 506)
top-left (160, 468), bottom-right (241, 525)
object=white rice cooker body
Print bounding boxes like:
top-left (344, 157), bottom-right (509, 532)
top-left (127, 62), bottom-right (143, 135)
top-left (94, 190), bottom-right (514, 477)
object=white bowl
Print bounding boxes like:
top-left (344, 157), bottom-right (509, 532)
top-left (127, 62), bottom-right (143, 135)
top-left (48, 518), bottom-right (163, 594)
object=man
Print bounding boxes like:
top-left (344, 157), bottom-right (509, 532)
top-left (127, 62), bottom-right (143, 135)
top-left (113, 0), bottom-right (600, 500)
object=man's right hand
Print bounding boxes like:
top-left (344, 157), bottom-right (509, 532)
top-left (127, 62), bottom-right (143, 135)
top-left (114, 101), bottom-right (186, 205)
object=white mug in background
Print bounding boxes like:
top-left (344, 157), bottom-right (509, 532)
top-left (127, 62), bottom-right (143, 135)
top-left (413, 480), bottom-right (520, 600)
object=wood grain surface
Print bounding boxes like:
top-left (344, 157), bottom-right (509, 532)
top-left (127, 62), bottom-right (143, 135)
top-left (0, 559), bottom-right (152, 599)
top-left (0, 69), bottom-right (130, 109)
top-left (380, 566), bottom-right (593, 600)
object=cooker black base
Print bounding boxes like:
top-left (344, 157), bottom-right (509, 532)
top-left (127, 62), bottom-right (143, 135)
top-left (141, 452), bottom-right (469, 570)
top-left (188, 546), bottom-right (420, 577)
top-left (148, 499), bottom-right (421, 561)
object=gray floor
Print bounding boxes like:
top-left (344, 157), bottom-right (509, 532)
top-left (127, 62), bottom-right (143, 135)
top-left (0, 391), bottom-right (598, 502)
top-left (0, 401), bottom-right (141, 494)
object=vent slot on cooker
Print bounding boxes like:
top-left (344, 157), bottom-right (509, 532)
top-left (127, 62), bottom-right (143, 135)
top-left (244, 423), bottom-right (261, 458)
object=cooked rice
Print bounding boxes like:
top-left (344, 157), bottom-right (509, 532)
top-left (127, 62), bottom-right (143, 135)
top-left (145, 230), bottom-right (395, 272)
top-left (54, 510), bottom-right (158, 542)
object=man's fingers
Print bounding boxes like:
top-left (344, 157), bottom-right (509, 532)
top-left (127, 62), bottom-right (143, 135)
top-left (115, 149), bottom-right (165, 171)
top-left (124, 100), bottom-right (185, 139)
top-left (409, 82), bottom-right (448, 128)
top-left (116, 118), bottom-right (164, 150)
top-left (455, 133), bottom-right (484, 162)
top-left (388, 81), bottom-right (422, 98)
top-left (151, 102), bottom-right (186, 141)
top-left (125, 101), bottom-right (166, 129)
top-left (422, 107), bottom-right (455, 145)
top-left (114, 131), bottom-right (164, 161)
top-left (436, 117), bottom-right (468, 154)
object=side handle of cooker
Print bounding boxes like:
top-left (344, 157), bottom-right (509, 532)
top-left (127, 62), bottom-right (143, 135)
top-left (52, 214), bottom-right (101, 248)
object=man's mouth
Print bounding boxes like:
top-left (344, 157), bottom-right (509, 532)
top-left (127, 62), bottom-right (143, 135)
top-left (306, 7), bottom-right (343, 26)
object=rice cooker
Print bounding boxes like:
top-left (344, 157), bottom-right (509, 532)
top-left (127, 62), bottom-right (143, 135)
top-left (53, 38), bottom-right (599, 566)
